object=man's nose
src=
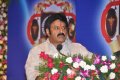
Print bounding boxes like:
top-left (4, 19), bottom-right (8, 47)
top-left (59, 28), bottom-right (64, 33)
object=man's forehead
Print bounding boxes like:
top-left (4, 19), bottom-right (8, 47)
top-left (51, 19), bottom-right (65, 25)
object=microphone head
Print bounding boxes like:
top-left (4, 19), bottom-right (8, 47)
top-left (57, 44), bottom-right (63, 52)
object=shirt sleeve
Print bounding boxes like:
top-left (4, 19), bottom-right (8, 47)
top-left (25, 48), bottom-right (40, 80)
top-left (70, 43), bottom-right (93, 59)
top-left (79, 44), bottom-right (93, 59)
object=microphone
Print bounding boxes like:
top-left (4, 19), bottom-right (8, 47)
top-left (57, 44), bottom-right (66, 57)
top-left (57, 44), bottom-right (62, 52)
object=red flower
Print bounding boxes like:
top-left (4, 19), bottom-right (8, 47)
top-left (81, 78), bottom-right (86, 80)
top-left (63, 75), bottom-right (68, 80)
top-left (47, 62), bottom-right (54, 68)
top-left (50, 73), bottom-right (60, 80)
top-left (43, 54), bottom-right (49, 60)
top-left (59, 61), bottom-right (64, 68)
top-left (44, 72), bottom-right (51, 79)
top-left (114, 68), bottom-right (119, 73)
top-left (117, 63), bottom-right (120, 67)
top-left (44, 72), bottom-right (50, 77)
top-left (47, 57), bottom-right (53, 63)
top-left (39, 51), bottom-right (45, 58)
top-left (2, 60), bottom-right (7, 64)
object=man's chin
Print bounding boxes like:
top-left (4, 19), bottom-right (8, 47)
top-left (57, 36), bottom-right (66, 42)
top-left (57, 39), bottom-right (65, 44)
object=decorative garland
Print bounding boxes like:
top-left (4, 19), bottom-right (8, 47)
top-left (37, 52), bottom-right (120, 80)
top-left (0, 0), bottom-right (7, 80)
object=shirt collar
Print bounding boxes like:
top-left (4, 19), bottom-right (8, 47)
top-left (46, 38), bottom-right (70, 47)
top-left (46, 38), bottom-right (71, 56)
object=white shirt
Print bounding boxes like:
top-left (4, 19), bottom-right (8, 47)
top-left (25, 39), bottom-right (92, 80)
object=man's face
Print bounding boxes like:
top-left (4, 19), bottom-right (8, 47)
top-left (46, 19), bottom-right (67, 45)
top-left (32, 25), bottom-right (38, 32)
top-left (69, 23), bottom-right (75, 36)
top-left (108, 17), bottom-right (115, 27)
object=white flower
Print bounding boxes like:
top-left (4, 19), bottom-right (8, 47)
top-left (3, 13), bottom-right (6, 18)
top-left (3, 64), bottom-right (7, 69)
top-left (90, 65), bottom-right (96, 70)
top-left (110, 63), bottom-right (116, 69)
top-left (73, 62), bottom-right (79, 68)
top-left (111, 56), bottom-right (116, 60)
top-left (100, 65), bottom-right (108, 73)
top-left (0, 40), bottom-right (3, 44)
top-left (109, 72), bottom-right (115, 79)
top-left (0, 25), bottom-right (4, 30)
top-left (51, 68), bottom-right (58, 74)
top-left (4, 55), bottom-right (7, 59)
top-left (75, 76), bottom-right (81, 80)
top-left (4, 36), bottom-right (7, 41)
top-left (2, 75), bottom-right (7, 80)
top-left (66, 68), bottom-right (72, 74)
top-left (5, 20), bottom-right (8, 24)
top-left (66, 57), bottom-right (73, 63)
top-left (84, 64), bottom-right (91, 70)
top-left (0, 55), bottom-right (3, 59)
top-left (79, 60), bottom-right (86, 68)
top-left (5, 45), bottom-right (7, 50)
top-left (0, 71), bottom-right (3, 74)
top-left (2, 3), bottom-right (6, 7)
top-left (53, 53), bottom-right (58, 58)
top-left (101, 56), bottom-right (107, 61)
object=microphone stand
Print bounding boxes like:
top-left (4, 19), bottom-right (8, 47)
top-left (56, 44), bottom-right (66, 57)
top-left (56, 44), bottom-right (77, 80)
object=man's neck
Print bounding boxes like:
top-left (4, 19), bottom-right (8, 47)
top-left (48, 39), bottom-right (63, 48)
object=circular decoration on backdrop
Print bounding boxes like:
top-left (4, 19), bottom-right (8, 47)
top-left (101, 1), bottom-right (120, 43)
top-left (27, 0), bottom-right (76, 45)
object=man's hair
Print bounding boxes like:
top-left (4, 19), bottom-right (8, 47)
top-left (107, 8), bottom-right (116, 19)
top-left (69, 18), bottom-right (75, 25)
top-left (44, 13), bottom-right (68, 33)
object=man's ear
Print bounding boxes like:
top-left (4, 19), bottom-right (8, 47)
top-left (46, 29), bottom-right (50, 37)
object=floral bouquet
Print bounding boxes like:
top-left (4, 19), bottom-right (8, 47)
top-left (37, 52), bottom-right (120, 80)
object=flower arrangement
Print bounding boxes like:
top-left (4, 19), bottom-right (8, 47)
top-left (37, 52), bottom-right (120, 80)
top-left (0, 0), bottom-right (8, 80)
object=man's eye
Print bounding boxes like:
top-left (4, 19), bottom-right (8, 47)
top-left (54, 26), bottom-right (59, 30)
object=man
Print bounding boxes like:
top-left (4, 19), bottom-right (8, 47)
top-left (31, 19), bottom-right (39, 43)
top-left (106, 8), bottom-right (117, 38)
top-left (25, 13), bottom-right (93, 80)
top-left (106, 8), bottom-right (120, 57)
top-left (68, 18), bottom-right (76, 42)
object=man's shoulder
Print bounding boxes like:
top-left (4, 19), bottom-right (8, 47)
top-left (30, 41), bottom-right (47, 52)
top-left (69, 42), bottom-right (88, 53)
top-left (70, 42), bottom-right (85, 48)
top-left (69, 42), bottom-right (93, 58)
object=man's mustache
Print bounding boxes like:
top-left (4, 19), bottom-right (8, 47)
top-left (57, 33), bottom-right (65, 37)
